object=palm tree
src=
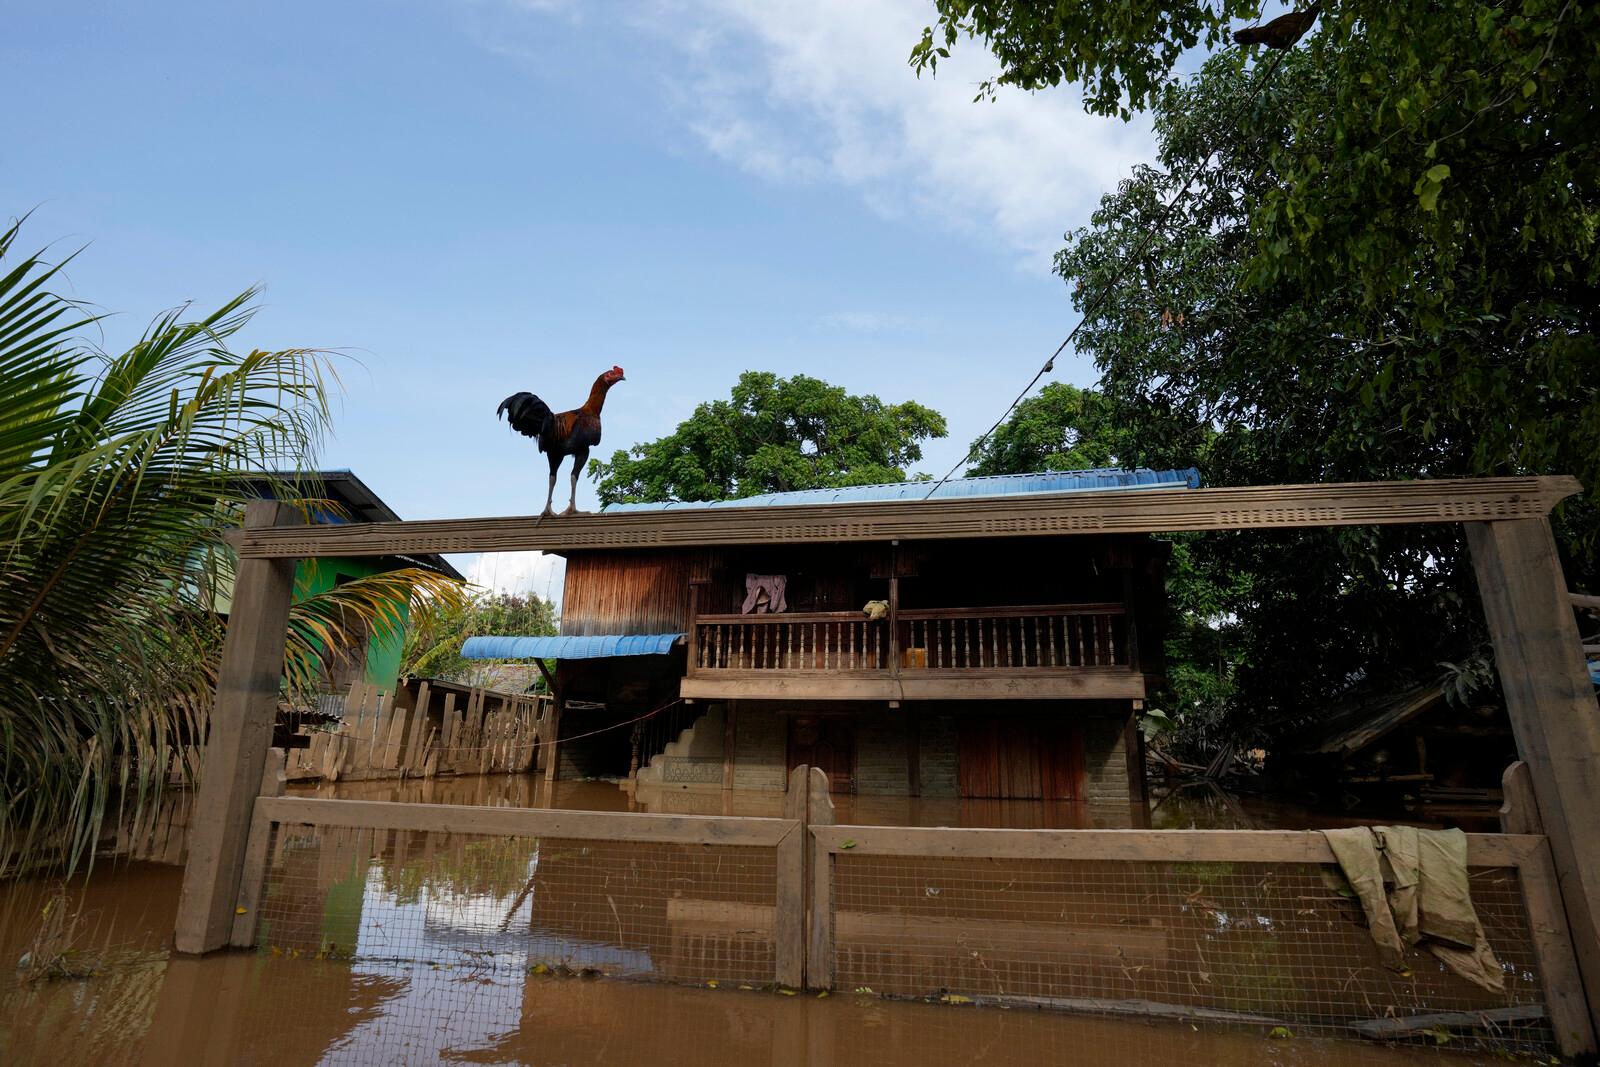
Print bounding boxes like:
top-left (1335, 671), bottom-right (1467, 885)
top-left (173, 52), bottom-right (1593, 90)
top-left (0, 220), bottom-right (464, 874)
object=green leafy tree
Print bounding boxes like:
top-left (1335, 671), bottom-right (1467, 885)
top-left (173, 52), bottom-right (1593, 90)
top-left (922, 8), bottom-right (1599, 746)
top-left (916, 1), bottom-right (1599, 524)
top-left (404, 591), bottom-right (558, 688)
top-left (592, 371), bottom-right (947, 505)
top-left (966, 383), bottom-right (1127, 475)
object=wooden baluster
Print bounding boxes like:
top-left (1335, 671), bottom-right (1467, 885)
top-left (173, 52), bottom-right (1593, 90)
top-left (962, 618), bottom-right (970, 669)
top-left (1097, 614), bottom-right (1109, 666)
top-left (1051, 616), bottom-right (1061, 667)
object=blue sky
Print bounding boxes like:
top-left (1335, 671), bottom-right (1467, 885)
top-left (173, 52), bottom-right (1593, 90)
top-left (7, 0), bottom-right (1155, 599)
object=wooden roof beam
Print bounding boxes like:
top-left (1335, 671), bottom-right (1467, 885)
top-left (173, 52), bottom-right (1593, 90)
top-left (226, 475), bottom-right (1581, 559)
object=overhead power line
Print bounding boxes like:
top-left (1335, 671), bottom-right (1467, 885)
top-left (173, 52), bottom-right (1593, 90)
top-left (922, 46), bottom-right (1292, 500)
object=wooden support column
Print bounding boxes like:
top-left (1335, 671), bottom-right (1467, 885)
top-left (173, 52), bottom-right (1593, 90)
top-left (723, 701), bottom-right (738, 791)
top-left (1468, 517), bottom-right (1600, 1035)
top-left (175, 500), bottom-right (299, 955)
top-left (535, 658), bottom-right (561, 782)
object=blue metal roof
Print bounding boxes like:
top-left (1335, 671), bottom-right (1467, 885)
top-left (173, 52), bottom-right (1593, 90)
top-left (601, 467), bottom-right (1200, 513)
top-left (461, 633), bottom-right (684, 660)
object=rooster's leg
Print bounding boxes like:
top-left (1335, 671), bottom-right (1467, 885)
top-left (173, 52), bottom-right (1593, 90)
top-left (563, 447), bottom-right (589, 516)
top-left (542, 459), bottom-right (558, 517)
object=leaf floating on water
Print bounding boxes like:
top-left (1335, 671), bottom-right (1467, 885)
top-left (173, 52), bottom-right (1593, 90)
top-left (1267, 1027), bottom-right (1294, 1040)
top-left (854, 986), bottom-right (874, 995)
top-left (840, 840), bottom-right (857, 850)
top-left (778, 988), bottom-right (798, 996)
top-left (235, 907), bottom-right (248, 915)
top-left (706, 981), bottom-right (718, 989)
top-left (816, 991), bottom-right (829, 998)
top-left (941, 994), bottom-right (972, 1005)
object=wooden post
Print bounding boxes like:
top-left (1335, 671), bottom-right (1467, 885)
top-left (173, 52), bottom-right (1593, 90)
top-left (1499, 760), bottom-right (1543, 836)
top-left (805, 767), bottom-right (836, 990)
top-left (175, 500), bottom-right (299, 955)
top-left (544, 698), bottom-right (563, 782)
top-left (887, 569), bottom-right (900, 678)
top-left (906, 710), bottom-right (920, 798)
top-left (775, 765), bottom-right (807, 988)
top-left (686, 585), bottom-right (701, 674)
top-left (229, 747), bottom-right (286, 947)
top-left (1468, 517), bottom-right (1600, 1035)
top-left (723, 701), bottom-right (738, 791)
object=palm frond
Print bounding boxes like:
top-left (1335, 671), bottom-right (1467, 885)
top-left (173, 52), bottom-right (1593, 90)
top-left (0, 224), bottom-right (338, 875)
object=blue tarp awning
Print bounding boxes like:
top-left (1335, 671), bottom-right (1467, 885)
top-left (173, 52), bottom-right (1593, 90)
top-left (461, 634), bottom-right (684, 660)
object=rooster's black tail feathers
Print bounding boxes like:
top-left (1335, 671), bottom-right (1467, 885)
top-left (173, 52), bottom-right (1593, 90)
top-left (498, 392), bottom-right (552, 440)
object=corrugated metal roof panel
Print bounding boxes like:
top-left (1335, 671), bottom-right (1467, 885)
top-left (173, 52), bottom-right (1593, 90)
top-left (461, 633), bottom-right (684, 660)
top-left (601, 467), bottom-right (1200, 513)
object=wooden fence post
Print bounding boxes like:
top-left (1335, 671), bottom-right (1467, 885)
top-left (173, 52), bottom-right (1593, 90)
top-left (774, 765), bottom-right (808, 988)
top-left (229, 747), bottom-right (286, 947)
top-left (175, 500), bottom-right (299, 955)
top-left (1468, 517), bottom-right (1600, 1036)
top-left (805, 767), bottom-right (835, 991)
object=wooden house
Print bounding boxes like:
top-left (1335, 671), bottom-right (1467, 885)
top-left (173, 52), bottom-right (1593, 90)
top-left (466, 469), bottom-right (1193, 810)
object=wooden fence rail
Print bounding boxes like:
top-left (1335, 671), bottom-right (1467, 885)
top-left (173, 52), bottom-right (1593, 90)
top-left (225, 758), bottom-right (1593, 1057)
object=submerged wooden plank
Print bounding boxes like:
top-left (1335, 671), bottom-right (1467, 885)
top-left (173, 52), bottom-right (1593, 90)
top-left (809, 825), bottom-right (1542, 866)
top-left (254, 796), bottom-right (799, 846)
top-left (1349, 1004), bottom-right (1548, 1040)
top-left (229, 476), bottom-right (1580, 558)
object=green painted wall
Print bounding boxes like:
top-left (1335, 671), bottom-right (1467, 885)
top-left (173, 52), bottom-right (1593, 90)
top-left (294, 557), bottom-right (409, 688)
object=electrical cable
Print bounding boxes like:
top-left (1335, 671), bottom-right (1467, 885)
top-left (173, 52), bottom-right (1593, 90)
top-left (921, 45), bottom-right (1293, 500)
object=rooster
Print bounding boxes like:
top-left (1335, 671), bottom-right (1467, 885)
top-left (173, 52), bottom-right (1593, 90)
top-left (1233, 6), bottom-right (1320, 49)
top-left (498, 366), bottom-right (625, 516)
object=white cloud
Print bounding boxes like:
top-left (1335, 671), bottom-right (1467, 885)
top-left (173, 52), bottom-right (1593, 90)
top-left (645, 0), bottom-right (1154, 268)
top-left (461, 550), bottom-right (566, 609)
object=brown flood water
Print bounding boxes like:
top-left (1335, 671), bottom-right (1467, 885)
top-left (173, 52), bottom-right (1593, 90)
top-left (0, 774), bottom-right (1510, 1065)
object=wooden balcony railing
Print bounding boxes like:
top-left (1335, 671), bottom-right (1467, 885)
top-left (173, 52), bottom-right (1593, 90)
top-left (896, 603), bottom-right (1130, 671)
top-left (689, 603), bottom-right (1132, 674)
top-left (693, 612), bottom-right (888, 672)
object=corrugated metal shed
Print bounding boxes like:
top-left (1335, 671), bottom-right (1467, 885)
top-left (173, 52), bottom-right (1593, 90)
top-left (601, 467), bottom-right (1201, 513)
top-left (461, 634), bottom-right (684, 660)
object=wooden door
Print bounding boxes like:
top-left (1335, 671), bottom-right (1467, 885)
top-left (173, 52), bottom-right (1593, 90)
top-left (788, 716), bottom-right (855, 793)
top-left (958, 718), bottom-right (1083, 799)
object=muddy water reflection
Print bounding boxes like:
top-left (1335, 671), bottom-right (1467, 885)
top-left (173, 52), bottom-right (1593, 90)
top-left (0, 857), bottom-right (1512, 1065)
top-left (0, 775), bottom-right (1503, 1065)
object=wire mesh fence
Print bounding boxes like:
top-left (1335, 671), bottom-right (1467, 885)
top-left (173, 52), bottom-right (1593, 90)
top-left (249, 821), bottom-right (783, 987)
top-left (231, 792), bottom-right (1580, 1060)
top-left (828, 852), bottom-right (1553, 1054)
